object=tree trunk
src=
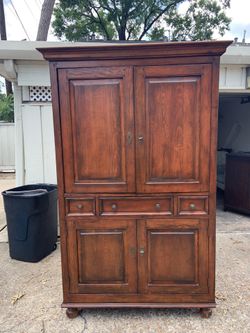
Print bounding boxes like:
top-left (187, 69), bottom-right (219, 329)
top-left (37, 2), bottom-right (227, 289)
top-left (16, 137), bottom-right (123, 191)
top-left (0, 0), bottom-right (13, 95)
top-left (36, 0), bottom-right (56, 41)
top-left (118, 27), bottom-right (126, 40)
top-left (0, 0), bottom-right (7, 40)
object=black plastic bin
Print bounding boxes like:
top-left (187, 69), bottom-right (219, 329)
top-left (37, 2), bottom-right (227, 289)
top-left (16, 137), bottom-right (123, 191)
top-left (2, 184), bottom-right (58, 262)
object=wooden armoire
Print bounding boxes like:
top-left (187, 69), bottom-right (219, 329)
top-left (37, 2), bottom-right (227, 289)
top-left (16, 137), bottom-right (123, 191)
top-left (39, 41), bottom-right (230, 319)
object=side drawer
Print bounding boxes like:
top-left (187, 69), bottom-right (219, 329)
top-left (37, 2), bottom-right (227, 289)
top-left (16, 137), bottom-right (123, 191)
top-left (99, 197), bottom-right (173, 216)
top-left (177, 196), bottom-right (209, 215)
top-left (66, 198), bottom-right (95, 216)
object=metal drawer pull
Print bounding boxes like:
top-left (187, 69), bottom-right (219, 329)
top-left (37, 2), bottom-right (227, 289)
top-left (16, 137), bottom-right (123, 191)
top-left (189, 203), bottom-right (196, 210)
top-left (77, 204), bottom-right (83, 209)
top-left (139, 248), bottom-right (145, 255)
top-left (155, 203), bottom-right (161, 210)
top-left (111, 204), bottom-right (117, 211)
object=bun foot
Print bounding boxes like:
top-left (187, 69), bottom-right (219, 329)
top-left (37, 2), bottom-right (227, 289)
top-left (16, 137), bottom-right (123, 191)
top-left (66, 307), bottom-right (80, 319)
top-left (200, 308), bottom-right (212, 318)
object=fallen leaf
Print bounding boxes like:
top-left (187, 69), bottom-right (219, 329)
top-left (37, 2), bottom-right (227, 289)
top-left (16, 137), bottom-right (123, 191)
top-left (233, 240), bottom-right (243, 244)
top-left (216, 292), bottom-right (227, 301)
top-left (11, 292), bottom-right (25, 305)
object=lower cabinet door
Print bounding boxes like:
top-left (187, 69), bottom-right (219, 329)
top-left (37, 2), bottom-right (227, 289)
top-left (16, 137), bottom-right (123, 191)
top-left (67, 219), bottom-right (137, 294)
top-left (138, 218), bottom-right (209, 294)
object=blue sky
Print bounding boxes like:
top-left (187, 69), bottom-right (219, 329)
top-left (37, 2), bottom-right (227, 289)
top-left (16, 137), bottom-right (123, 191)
top-left (2, 0), bottom-right (250, 42)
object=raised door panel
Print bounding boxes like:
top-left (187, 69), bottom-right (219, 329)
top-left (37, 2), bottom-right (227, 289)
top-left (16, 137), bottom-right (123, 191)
top-left (67, 219), bottom-right (137, 294)
top-left (138, 219), bottom-right (209, 294)
top-left (135, 65), bottom-right (212, 193)
top-left (58, 67), bottom-right (135, 193)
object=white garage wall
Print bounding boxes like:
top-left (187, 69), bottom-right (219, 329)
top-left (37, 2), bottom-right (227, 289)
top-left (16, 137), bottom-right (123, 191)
top-left (219, 66), bottom-right (247, 90)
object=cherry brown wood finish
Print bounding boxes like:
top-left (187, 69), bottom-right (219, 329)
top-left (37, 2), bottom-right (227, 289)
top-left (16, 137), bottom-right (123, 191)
top-left (62, 302), bottom-right (216, 308)
top-left (138, 219), bottom-right (209, 294)
top-left (37, 40), bottom-right (231, 61)
top-left (135, 64), bottom-right (211, 193)
top-left (177, 196), bottom-right (209, 215)
top-left (66, 308), bottom-right (80, 319)
top-left (99, 196), bottom-right (173, 216)
top-left (67, 219), bottom-right (137, 294)
top-left (66, 198), bottom-right (95, 216)
top-left (38, 41), bottom-right (231, 318)
top-left (58, 67), bottom-right (135, 193)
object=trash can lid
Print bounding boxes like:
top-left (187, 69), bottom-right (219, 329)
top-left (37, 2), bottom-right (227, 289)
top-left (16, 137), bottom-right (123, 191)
top-left (4, 189), bottom-right (48, 197)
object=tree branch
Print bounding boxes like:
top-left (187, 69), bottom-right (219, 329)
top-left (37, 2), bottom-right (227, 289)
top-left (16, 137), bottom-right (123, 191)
top-left (98, 0), bottom-right (121, 36)
top-left (138, 0), bottom-right (183, 40)
top-left (128, 0), bottom-right (146, 17)
top-left (126, 25), bottom-right (134, 40)
top-left (86, 0), bottom-right (111, 39)
top-left (110, 0), bottom-right (120, 24)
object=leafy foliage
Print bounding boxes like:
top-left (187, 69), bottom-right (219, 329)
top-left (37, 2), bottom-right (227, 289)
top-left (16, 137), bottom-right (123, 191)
top-left (165, 0), bottom-right (231, 41)
top-left (0, 94), bottom-right (14, 122)
top-left (52, 0), bottom-right (231, 41)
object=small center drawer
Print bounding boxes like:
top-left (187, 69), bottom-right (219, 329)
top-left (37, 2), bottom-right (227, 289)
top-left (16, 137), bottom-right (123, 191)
top-left (66, 198), bottom-right (95, 216)
top-left (99, 197), bottom-right (173, 216)
top-left (177, 196), bottom-right (208, 215)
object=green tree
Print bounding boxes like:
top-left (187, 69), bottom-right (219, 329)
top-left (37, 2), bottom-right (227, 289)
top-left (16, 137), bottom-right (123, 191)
top-left (164, 0), bottom-right (231, 41)
top-left (0, 94), bottom-right (14, 122)
top-left (52, 0), bottom-right (231, 41)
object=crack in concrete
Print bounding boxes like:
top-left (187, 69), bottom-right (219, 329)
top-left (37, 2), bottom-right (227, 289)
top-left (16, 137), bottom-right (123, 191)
top-left (41, 320), bottom-right (45, 333)
top-left (80, 311), bottom-right (87, 333)
top-left (0, 224), bottom-right (6, 232)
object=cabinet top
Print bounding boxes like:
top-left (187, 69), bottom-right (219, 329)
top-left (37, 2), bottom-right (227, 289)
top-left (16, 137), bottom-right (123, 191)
top-left (38, 40), bottom-right (232, 62)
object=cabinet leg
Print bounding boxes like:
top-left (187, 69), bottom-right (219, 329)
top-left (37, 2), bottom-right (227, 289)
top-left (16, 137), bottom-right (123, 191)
top-left (66, 307), bottom-right (80, 319)
top-left (200, 308), bottom-right (212, 318)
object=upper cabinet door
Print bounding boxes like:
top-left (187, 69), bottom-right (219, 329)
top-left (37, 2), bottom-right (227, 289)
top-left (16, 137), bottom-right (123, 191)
top-left (135, 64), bottom-right (212, 193)
top-left (58, 67), bottom-right (135, 193)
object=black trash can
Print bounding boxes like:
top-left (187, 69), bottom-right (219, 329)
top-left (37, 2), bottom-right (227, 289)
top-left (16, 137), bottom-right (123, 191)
top-left (2, 184), bottom-right (58, 262)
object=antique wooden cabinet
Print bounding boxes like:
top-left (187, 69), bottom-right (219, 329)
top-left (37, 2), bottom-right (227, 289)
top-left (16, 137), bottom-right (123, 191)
top-left (39, 41), bottom-right (230, 319)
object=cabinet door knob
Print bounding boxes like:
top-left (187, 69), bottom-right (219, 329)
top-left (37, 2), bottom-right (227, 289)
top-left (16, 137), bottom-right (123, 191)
top-left (138, 136), bottom-right (144, 143)
top-left (77, 204), bottom-right (83, 209)
top-left (111, 204), bottom-right (117, 211)
top-left (139, 248), bottom-right (145, 255)
top-left (190, 203), bottom-right (196, 210)
top-left (155, 203), bottom-right (161, 210)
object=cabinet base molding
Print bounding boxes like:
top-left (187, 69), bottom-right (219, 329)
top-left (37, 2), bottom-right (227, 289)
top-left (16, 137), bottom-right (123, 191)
top-left (63, 302), bottom-right (216, 309)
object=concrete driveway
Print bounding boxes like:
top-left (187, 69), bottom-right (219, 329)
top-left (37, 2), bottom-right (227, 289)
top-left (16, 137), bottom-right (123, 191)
top-left (0, 174), bottom-right (249, 333)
